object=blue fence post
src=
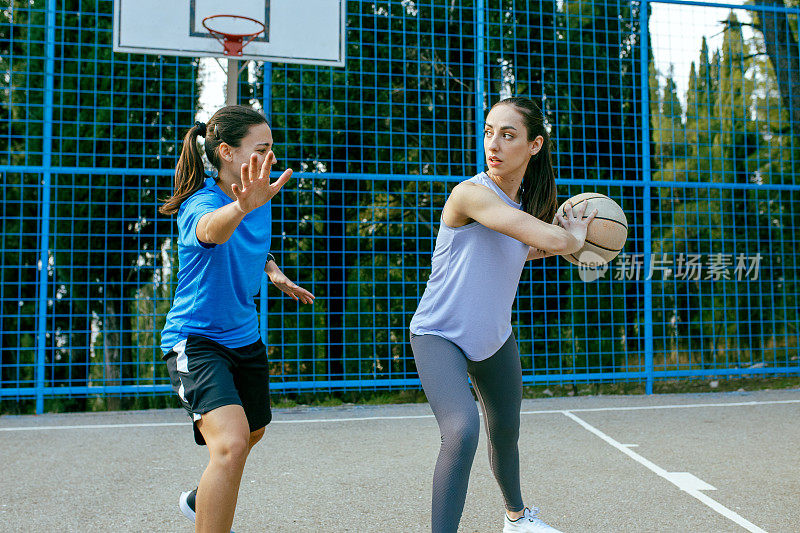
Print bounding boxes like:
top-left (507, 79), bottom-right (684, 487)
top-left (261, 61), bottom-right (273, 344)
top-left (475, 0), bottom-right (486, 172)
top-left (35, 0), bottom-right (57, 414)
top-left (639, 0), bottom-right (655, 394)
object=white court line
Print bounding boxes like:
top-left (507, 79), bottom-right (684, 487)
top-left (0, 397), bottom-right (797, 432)
top-left (524, 398), bottom-right (800, 414)
top-left (0, 422), bottom-right (187, 432)
top-left (563, 411), bottom-right (768, 533)
top-left (0, 415), bottom-right (436, 432)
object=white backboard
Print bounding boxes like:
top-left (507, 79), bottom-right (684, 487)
top-left (113, 0), bottom-right (346, 66)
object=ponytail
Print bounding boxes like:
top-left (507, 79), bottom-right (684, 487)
top-left (492, 97), bottom-right (557, 222)
top-left (159, 121), bottom-right (207, 215)
top-left (520, 136), bottom-right (557, 222)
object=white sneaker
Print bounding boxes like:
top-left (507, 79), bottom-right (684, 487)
top-left (179, 489), bottom-right (234, 533)
top-left (503, 507), bottom-right (563, 532)
top-left (178, 489), bottom-right (196, 523)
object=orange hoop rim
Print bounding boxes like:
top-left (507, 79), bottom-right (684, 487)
top-left (202, 14), bottom-right (265, 39)
top-left (202, 14), bottom-right (265, 56)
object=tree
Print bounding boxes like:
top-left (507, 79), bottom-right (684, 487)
top-left (752, 0), bottom-right (800, 133)
top-left (650, 10), bottom-right (798, 368)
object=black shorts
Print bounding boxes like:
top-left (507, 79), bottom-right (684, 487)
top-left (164, 334), bottom-right (272, 445)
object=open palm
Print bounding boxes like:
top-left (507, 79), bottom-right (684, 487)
top-left (232, 151), bottom-right (292, 214)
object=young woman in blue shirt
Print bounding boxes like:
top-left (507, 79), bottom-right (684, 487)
top-left (160, 105), bottom-right (314, 532)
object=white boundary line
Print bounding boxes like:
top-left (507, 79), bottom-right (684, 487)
top-left (562, 411), bottom-right (768, 533)
top-left (0, 398), bottom-right (797, 432)
top-left (524, 398), bottom-right (800, 414)
top-left (0, 415), bottom-right (436, 432)
top-left (0, 422), bottom-right (187, 432)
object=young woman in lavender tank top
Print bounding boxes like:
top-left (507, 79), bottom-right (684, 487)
top-left (409, 97), bottom-right (597, 533)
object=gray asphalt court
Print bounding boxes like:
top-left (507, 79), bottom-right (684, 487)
top-left (1, 389), bottom-right (798, 532)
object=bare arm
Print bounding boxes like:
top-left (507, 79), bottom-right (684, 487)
top-left (196, 202), bottom-right (247, 245)
top-left (443, 182), bottom-right (595, 255)
top-left (264, 259), bottom-right (315, 304)
top-left (196, 151), bottom-right (292, 245)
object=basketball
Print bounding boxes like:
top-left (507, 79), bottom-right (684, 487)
top-left (553, 193), bottom-right (628, 267)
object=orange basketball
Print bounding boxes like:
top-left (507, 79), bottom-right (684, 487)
top-left (553, 193), bottom-right (628, 267)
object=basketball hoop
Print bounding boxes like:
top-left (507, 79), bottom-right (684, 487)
top-left (202, 14), bottom-right (266, 57)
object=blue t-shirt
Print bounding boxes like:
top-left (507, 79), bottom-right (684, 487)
top-left (160, 177), bottom-right (271, 354)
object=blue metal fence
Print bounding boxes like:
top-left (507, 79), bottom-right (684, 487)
top-left (2, 0), bottom-right (799, 412)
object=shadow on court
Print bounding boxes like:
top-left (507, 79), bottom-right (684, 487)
top-left (1, 389), bottom-right (798, 532)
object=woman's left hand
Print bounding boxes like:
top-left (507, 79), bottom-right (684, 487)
top-left (267, 266), bottom-right (315, 304)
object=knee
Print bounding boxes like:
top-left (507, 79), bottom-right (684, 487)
top-left (210, 432), bottom-right (250, 468)
top-left (249, 427), bottom-right (265, 448)
top-left (488, 419), bottom-right (519, 445)
top-left (442, 415), bottom-right (480, 454)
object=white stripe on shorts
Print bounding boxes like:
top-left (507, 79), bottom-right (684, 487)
top-left (172, 339), bottom-right (189, 403)
top-left (173, 339), bottom-right (188, 372)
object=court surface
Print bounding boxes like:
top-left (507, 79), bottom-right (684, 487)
top-left (1, 388), bottom-right (798, 532)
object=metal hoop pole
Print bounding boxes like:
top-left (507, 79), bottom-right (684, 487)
top-left (226, 58), bottom-right (239, 105)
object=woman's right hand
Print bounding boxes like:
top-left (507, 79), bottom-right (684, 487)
top-left (232, 151), bottom-right (292, 214)
top-left (555, 201), bottom-right (598, 249)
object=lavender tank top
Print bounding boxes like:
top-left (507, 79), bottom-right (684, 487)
top-left (410, 173), bottom-right (530, 361)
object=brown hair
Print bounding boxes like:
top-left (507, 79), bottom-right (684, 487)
top-left (160, 105), bottom-right (269, 215)
top-left (490, 97), bottom-right (557, 221)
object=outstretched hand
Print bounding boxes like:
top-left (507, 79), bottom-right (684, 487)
top-left (232, 151), bottom-right (292, 214)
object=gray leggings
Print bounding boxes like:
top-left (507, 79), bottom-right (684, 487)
top-left (410, 332), bottom-right (524, 533)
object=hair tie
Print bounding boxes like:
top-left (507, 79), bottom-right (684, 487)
top-left (194, 121), bottom-right (207, 137)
